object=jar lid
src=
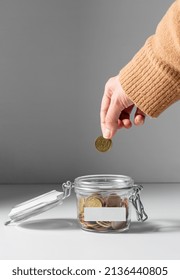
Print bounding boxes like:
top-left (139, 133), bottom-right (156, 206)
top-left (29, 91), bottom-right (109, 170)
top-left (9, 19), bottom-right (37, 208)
top-left (74, 174), bottom-right (134, 192)
top-left (5, 190), bottom-right (64, 225)
top-left (5, 181), bottom-right (73, 226)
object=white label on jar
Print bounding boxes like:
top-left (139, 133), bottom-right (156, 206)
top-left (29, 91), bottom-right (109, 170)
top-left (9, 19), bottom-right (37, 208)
top-left (84, 207), bottom-right (126, 221)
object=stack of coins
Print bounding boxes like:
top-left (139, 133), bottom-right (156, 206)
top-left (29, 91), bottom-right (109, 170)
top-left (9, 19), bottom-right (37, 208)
top-left (77, 192), bottom-right (129, 232)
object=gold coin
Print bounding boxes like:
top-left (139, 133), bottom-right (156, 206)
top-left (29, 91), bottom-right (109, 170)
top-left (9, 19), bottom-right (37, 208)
top-left (78, 197), bottom-right (85, 214)
top-left (85, 222), bottom-right (98, 228)
top-left (92, 193), bottom-right (105, 206)
top-left (96, 221), bottom-right (111, 228)
top-left (85, 196), bottom-right (103, 208)
top-left (95, 136), bottom-right (112, 152)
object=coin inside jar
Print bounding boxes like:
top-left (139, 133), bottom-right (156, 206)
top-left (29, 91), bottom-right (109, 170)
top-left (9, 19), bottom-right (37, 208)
top-left (111, 221), bottom-right (127, 230)
top-left (78, 197), bottom-right (85, 213)
top-left (96, 221), bottom-right (111, 228)
top-left (105, 194), bottom-right (122, 207)
top-left (95, 136), bottom-right (112, 152)
top-left (77, 193), bottom-right (130, 232)
top-left (85, 195), bottom-right (103, 208)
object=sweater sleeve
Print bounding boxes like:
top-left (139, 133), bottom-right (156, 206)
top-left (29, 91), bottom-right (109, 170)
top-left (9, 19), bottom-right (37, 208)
top-left (119, 0), bottom-right (180, 117)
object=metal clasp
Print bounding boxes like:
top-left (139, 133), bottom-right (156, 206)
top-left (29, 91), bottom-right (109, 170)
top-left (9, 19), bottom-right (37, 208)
top-left (62, 181), bottom-right (74, 199)
top-left (130, 185), bottom-right (148, 222)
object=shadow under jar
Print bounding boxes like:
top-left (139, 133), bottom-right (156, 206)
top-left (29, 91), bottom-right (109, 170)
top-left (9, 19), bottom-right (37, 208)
top-left (74, 175), bottom-right (148, 233)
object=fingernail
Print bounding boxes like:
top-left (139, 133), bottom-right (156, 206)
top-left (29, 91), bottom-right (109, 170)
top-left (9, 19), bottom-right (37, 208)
top-left (103, 128), bottom-right (111, 139)
top-left (136, 116), bottom-right (144, 125)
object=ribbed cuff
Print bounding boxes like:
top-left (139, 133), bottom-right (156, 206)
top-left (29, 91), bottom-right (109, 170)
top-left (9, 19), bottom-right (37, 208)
top-left (119, 37), bottom-right (180, 117)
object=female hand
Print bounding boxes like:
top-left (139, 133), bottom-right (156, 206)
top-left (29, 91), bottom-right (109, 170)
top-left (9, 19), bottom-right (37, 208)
top-left (100, 75), bottom-right (146, 139)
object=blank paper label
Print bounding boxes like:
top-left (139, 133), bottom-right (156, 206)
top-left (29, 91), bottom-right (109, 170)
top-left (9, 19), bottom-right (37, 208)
top-left (84, 207), bottom-right (126, 221)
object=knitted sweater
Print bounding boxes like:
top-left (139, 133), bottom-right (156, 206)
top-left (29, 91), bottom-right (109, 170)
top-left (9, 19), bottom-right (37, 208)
top-left (119, 0), bottom-right (180, 117)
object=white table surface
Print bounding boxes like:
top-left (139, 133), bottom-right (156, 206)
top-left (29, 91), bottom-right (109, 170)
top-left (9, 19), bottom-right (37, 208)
top-left (0, 183), bottom-right (180, 260)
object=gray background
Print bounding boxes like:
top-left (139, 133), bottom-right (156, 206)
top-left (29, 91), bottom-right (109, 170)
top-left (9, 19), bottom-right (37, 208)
top-left (0, 0), bottom-right (178, 184)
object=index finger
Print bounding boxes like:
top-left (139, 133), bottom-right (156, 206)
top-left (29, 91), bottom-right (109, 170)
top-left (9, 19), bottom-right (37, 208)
top-left (100, 88), bottom-right (111, 133)
top-left (104, 91), bottom-right (123, 137)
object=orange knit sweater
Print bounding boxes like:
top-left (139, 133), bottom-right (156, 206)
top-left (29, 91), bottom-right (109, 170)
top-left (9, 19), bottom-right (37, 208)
top-left (119, 0), bottom-right (180, 117)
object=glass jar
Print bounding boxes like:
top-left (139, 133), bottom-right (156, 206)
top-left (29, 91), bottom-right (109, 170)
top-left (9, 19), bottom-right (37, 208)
top-left (6, 174), bottom-right (148, 233)
top-left (73, 174), bottom-right (147, 232)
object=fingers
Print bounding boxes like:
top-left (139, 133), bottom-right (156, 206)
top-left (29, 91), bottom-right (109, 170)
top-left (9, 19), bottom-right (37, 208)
top-left (134, 108), bottom-right (146, 126)
top-left (100, 82), bottom-right (113, 138)
top-left (102, 93), bottom-right (122, 138)
top-left (100, 77), bottom-right (123, 139)
top-left (119, 105), bottom-right (134, 129)
top-left (100, 76), bottom-right (134, 138)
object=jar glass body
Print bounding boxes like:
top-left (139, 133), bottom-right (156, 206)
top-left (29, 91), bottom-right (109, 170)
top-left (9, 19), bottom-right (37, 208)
top-left (74, 174), bottom-right (135, 233)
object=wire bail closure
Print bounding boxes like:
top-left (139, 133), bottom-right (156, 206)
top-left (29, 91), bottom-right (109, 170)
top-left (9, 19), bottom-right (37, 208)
top-left (130, 185), bottom-right (148, 222)
top-left (62, 181), bottom-right (74, 199)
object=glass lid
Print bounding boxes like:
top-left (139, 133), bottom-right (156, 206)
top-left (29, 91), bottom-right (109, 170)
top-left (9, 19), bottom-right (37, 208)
top-left (5, 190), bottom-right (64, 225)
top-left (5, 181), bottom-right (73, 225)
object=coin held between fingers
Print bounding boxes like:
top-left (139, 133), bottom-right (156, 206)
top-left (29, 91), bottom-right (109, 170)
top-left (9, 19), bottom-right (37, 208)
top-left (95, 136), bottom-right (112, 152)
